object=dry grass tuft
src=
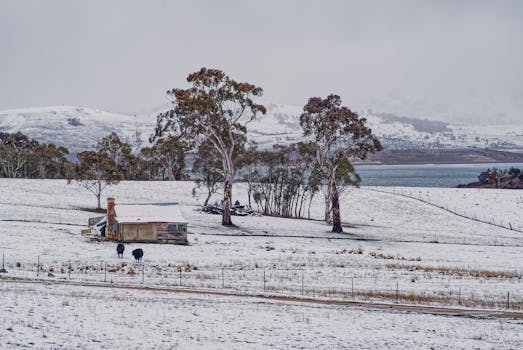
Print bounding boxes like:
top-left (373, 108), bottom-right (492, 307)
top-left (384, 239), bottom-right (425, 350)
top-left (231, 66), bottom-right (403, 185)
top-left (335, 247), bottom-right (364, 255)
top-left (370, 252), bottom-right (395, 260)
top-left (386, 263), bottom-right (521, 279)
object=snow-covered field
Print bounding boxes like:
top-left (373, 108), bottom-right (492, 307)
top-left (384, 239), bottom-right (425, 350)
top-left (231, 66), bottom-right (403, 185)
top-left (364, 186), bottom-right (523, 232)
top-left (1, 179), bottom-right (522, 348)
top-left (2, 281), bottom-right (522, 350)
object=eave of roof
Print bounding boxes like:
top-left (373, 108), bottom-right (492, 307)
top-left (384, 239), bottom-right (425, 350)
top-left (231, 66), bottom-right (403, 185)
top-left (114, 203), bottom-right (187, 224)
top-left (116, 216), bottom-right (188, 224)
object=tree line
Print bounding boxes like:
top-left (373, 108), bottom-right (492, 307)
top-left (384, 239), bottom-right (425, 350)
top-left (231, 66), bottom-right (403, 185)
top-left (0, 131), bottom-right (186, 180)
top-left (0, 67), bottom-right (382, 233)
top-left (152, 68), bottom-right (381, 232)
top-left (477, 167), bottom-right (523, 188)
top-left (0, 132), bottom-right (69, 179)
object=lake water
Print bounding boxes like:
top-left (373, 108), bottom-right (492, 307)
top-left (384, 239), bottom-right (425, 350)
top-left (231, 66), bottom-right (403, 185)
top-left (354, 163), bottom-right (523, 188)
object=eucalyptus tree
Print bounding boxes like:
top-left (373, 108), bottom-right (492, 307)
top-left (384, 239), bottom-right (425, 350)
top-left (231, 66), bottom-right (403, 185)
top-left (487, 167), bottom-right (507, 189)
top-left (320, 158), bottom-right (361, 224)
top-left (147, 136), bottom-right (188, 181)
top-left (244, 143), bottom-right (320, 219)
top-left (31, 144), bottom-right (70, 179)
top-left (97, 132), bottom-right (141, 179)
top-left (300, 95), bottom-right (382, 233)
top-left (97, 132), bottom-right (132, 168)
top-left (154, 67), bottom-right (266, 225)
top-left (0, 132), bottom-right (38, 178)
top-left (68, 151), bottom-right (121, 210)
top-left (192, 140), bottom-right (224, 206)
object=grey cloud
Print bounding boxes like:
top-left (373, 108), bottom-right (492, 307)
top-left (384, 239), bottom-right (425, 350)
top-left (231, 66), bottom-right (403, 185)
top-left (0, 0), bottom-right (522, 124)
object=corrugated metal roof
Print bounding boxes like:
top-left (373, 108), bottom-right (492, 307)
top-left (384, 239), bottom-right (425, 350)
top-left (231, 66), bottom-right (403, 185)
top-left (115, 203), bottom-right (187, 224)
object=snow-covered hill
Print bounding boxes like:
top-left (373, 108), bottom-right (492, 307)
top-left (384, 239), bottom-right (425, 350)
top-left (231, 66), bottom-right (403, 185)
top-left (0, 106), bottom-right (155, 155)
top-left (1, 104), bottom-right (523, 156)
top-left (251, 104), bottom-right (523, 152)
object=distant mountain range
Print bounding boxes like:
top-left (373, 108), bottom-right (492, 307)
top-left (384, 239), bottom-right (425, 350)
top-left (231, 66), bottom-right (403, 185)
top-left (1, 105), bottom-right (522, 164)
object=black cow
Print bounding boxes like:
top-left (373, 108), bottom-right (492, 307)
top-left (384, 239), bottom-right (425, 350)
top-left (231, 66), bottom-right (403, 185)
top-left (132, 248), bottom-right (143, 262)
top-left (116, 243), bottom-right (125, 258)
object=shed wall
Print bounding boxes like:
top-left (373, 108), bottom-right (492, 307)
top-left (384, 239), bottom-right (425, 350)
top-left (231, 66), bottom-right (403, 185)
top-left (157, 222), bottom-right (187, 241)
top-left (117, 222), bottom-right (188, 244)
top-left (121, 223), bottom-right (156, 241)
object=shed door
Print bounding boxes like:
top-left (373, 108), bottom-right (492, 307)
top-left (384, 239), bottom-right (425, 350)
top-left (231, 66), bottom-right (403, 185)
top-left (123, 224), bottom-right (138, 241)
top-left (137, 224), bottom-right (155, 241)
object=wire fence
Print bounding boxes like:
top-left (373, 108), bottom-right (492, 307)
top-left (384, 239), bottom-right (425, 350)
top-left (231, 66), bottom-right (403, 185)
top-left (363, 187), bottom-right (523, 233)
top-left (1, 254), bottom-right (521, 311)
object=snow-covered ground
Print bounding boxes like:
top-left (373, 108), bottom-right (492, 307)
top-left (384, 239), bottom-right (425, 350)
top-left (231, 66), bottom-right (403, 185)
top-left (0, 179), bottom-right (522, 348)
top-left (364, 186), bottom-right (523, 232)
top-left (1, 281), bottom-right (521, 350)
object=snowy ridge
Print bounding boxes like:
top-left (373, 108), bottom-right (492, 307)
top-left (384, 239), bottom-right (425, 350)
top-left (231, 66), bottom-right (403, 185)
top-left (0, 106), bottom-right (155, 155)
top-left (1, 104), bottom-right (523, 155)
top-left (251, 104), bottom-right (523, 151)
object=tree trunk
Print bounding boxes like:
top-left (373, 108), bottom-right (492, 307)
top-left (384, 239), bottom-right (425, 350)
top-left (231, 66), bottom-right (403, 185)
top-left (324, 183), bottom-right (332, 223)
top-left (324, 198), bottom-right (332, 223)
top-left (204, 188), bottom-right (212, 207)
top-left (96, 181), bottom-right (102, 210)
top-left (308, 190), bottom-right (316, 219)
top-left (222, 175), bottom-right (233, 226)
top-left (247, 184), bottom-right (252, 208)
top-left (331, 179), bottom-right (343, 233)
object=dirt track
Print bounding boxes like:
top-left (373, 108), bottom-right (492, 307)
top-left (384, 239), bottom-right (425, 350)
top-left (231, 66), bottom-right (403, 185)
top-left (1, 274), bottom-right (521, 320)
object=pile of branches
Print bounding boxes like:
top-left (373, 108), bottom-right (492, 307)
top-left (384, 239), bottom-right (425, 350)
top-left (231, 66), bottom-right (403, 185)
top-left (199, 204), bottom-right (256, 216)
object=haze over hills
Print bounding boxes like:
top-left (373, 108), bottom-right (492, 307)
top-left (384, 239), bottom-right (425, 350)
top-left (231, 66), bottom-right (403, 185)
top-left (1, 105), bottom-right (522, 163)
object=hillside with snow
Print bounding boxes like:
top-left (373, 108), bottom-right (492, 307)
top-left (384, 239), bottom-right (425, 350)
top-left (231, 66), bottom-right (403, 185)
top-left (0, 106), bottom-right (155, 155)
top-left (1, 105), bottom-right (523, 157)
top-left (250, 104), bottom-right (523, 152)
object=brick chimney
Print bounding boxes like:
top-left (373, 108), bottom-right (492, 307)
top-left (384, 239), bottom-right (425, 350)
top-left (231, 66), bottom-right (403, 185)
top-left (107, 197), bottom-right (116, 236)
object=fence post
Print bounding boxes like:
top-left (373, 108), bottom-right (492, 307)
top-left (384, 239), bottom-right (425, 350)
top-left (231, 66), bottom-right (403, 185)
top-left (396, 281), bottom-right (399, 303)
top-left (458, 287), bottom-right (461, 305)
top-left (179, 267), bottom-right (182, 286)
top-left (351, 277), bottom-right (354, 299)
top-left (301, 270), bottom-right (304, 296)
top-left (142, 263), bottom-right (145, 283)
top-left (104, 262), bottom-right (107, 282)
top-left (37, 256), bottom-right (39, 277)
top-left (0, 252), bottom-right (6, 273)
top-left (507, 291), bottom-right (510, 309)
top-left (263, 270), bottom-right (266, 292)
top-left (222, 268), bottom-right (224, 289)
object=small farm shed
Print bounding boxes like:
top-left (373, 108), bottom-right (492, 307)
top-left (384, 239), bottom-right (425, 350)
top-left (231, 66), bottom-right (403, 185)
top-left (105, 198), bottom-right (188, 244)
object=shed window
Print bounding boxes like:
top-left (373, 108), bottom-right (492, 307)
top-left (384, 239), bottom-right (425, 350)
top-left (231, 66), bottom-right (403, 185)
top-left (168, 224), bottom-right (178, 232)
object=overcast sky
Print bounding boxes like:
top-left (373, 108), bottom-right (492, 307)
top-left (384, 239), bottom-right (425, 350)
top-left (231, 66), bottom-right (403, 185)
top-left (1, 0), bottom-right (522, 124)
